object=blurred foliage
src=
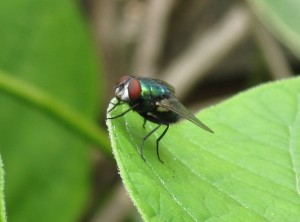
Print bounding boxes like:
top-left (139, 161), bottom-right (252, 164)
top-left (0, 0), bottom-right (102, 221)
top-left (248, 0), bottom-right (300, 58)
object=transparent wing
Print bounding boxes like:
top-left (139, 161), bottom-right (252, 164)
top-left (158, 97), bottom-right (214, 133)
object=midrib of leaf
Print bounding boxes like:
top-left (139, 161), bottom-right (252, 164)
top-left (288, 92), bottom-right (300, 197)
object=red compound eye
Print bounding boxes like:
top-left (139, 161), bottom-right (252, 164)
top-left (128, 79), bottom-right (141, 101)
top-left (116, 75), bottom-right (131, 86)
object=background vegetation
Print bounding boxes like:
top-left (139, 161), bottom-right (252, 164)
top-left (0, 0), bottom-right (299, 221)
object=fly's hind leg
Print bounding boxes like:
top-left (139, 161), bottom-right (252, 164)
top-left (140, 124), bottom-right (161, 161)
top-left (156, 125), bottom-right (169, 164)
top-left (140, 124), bottom-right (169, 163)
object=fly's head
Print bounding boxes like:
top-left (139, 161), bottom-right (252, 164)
top-left (115, 75), bottom-right (141, 103)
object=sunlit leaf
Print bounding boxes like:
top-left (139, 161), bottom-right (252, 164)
top-left (107, 77), bottom-right (300, 221)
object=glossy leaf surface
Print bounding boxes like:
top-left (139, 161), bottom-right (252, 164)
top-left (107, 77), bottom-right (300, 221)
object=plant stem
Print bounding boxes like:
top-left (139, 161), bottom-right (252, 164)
top-left (0, 70), bottom-right (112, 157)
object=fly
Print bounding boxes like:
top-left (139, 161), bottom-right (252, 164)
top-left (107, 75), bottom-right (214, 163)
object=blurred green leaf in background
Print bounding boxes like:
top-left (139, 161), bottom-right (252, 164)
top-left (248, 0), bottom-right (300, 58)
top-left (0, 0), bottom-right (102, 221)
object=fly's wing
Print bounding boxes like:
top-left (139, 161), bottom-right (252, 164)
top-left (158, 98), bottom-right (214, 133)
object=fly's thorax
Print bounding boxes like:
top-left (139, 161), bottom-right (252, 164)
top-left (139, 79), bottom-right (171, 100)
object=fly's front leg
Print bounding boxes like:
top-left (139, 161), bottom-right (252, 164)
top-left (107, 103), bottom-right (139, 120)
top-left (107, 99), bottom-right (121, 113)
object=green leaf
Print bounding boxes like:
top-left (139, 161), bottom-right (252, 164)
top-left (0, 0), bottom-right (101, 221)
top-left (247, 0), bottom-right (300, 58)
top-left (0, 156), bottom-right (7, 222)
top-left (0, 70), bottom-right (111, 155)
top-left (107, 77), bottom-right (300, 221)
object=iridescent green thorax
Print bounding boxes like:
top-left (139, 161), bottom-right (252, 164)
top-left (138, 78), bottom-right (171, 100)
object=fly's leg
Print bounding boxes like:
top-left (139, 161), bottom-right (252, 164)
top-left (106, 107), bottom-right (132, 120)
top-left (106, 103), bottom-right (138, 120)
top-left (156, 125), bottom-right (169, 164)
top-left (107, 99), bottom-right (121, 113)
top-left (140, 125), bottom-right (161, 161)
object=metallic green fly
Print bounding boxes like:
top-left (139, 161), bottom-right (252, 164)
top-left (107, 76), bottom-right (213, 163)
